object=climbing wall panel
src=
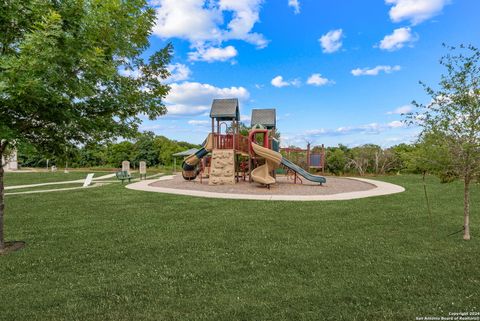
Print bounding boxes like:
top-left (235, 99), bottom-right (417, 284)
top-left (209, 149), bottom-right (235, 185)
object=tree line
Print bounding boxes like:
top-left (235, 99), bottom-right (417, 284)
top-left (281, 142), bottom-right (450, 178)
top-left (16, 132), bottom-right (200, 169)
top-left (13, 135), bottom-right (443, 178)
top-left (323, 143), bottom-right (409, 176)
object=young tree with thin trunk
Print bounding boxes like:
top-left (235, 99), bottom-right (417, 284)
top-left (0, 0), bottom-right (172, 250)
top-left (408, 44), bottom-right (480, 241)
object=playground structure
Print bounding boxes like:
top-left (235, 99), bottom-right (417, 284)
top-left (280, 144), bottom-right (325, 172)
top-left (181, 98), bottom-right (326, 187)
top-left (280, 144), bottom-right (325, 184)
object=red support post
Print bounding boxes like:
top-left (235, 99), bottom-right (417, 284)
top-left (322, 144), bottom-right (325, 174)
top-left (307, 143), bottom-right (311, 168)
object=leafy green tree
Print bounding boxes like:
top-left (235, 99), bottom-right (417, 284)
top-left (154, 136), bottom-right (177, 166)
top-left (408, 44), bottom-right (480, 240)
top-left (403, 134), bottom-right (452, 178)
top-left (346, 144), bottom-right (378, 175)
top-left (346, 144), bottom-right (398, 175)
top-left (131, 131), bottom-right (159, 167)
top-left (76, 143), bottom-right (108, 168)
top-left (0, 0), bottom-right (171, 250)
top-left (390, 143), bottom-right (416, 173)
top-left (326, 148), bottom-right (347, 175)
top-left (16, 142), bottom-right (48, 168)
top-left (106, 141), bottom-right (134, 168)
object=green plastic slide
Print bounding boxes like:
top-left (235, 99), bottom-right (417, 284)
top-left (281, 158), bottom-right (326, 185)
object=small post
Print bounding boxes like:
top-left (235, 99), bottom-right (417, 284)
top-left (321, 144), bottom-right (325, 174)
top-left (248, 155), bottom-right (252, 183)
top-left (307, 143), bottom-right (311, 168)
top-left (232, 120), bottom-right (236, 150)
top-left (216, 119), bottom-right (220, 148)
top-left (211, 118), bottom-right (215, 149)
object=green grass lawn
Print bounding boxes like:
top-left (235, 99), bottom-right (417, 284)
top-left (4, 171), bottom-right (113, 186)
top-left (0, 175), bottom-right (479, 321)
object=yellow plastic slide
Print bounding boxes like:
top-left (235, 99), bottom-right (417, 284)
top-left (251, 143), bottom-right (282, 185)
top-left (252, 142), bottom-right (327, 185)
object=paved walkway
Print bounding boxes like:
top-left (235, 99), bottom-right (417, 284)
top-left (5, 173), bottom-right (116, 190)
top-left (5, 183), bottom-right (106, 196)
top-left (5, 173), bottom-right (165, 196)
top-left (125, 176), bottom-right (405, 201)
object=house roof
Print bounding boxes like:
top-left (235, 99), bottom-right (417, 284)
top-left (251, 109), bottom-right (276, 129)
top-left (172, 148), bottom-right (199, 157)
top-left (210, 98), bottom-right (240, 121)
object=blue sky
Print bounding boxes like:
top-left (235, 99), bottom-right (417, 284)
top-left (139, 0), bottom-right (480, 148)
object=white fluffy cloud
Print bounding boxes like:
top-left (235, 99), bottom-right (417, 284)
top-left (388, 120), bottom-right (404, 128)
top-left (152, 0), bottom-right (221, 43)
top-left (152, 0), bottom-right (267, 62)
top-left (351, 65), bottom-right (401, 76)
top-left (139, 124), bottom-right (165, 132)
top-left (219, 0), bottom-right (267, 48)
top-left (385, 0), bottom-right (450, 25)
top-left (271, 76), bottom-right (289, 88)
top-left (282, 120), bottom-right (415, 147)
top-left (165, 81), bottom-right (250, 116)
top-left (378, 27), bottom-right (418, 51)
top-left (271, 76), bottom-right (300, 88)
top-left (306, 74), bottom-right (332, 86)
top-left (319, 29), bottom-right (343, 53)
top-left (387, 105), bottom-right (413, 115)
top-left (288, 0), bottom-right (300, 14)
top-left (304, 121), bottom-right (406, 137)
top-left (188, 45), bottom-right (238, 62)
top-left (166, 63), bottom-right (192, 82)
top-left (271, 74), bottom-right (331, 88)
top-left (166, 104), bottom-right (210, 116)
top-left (188, 120), bottom-right (210, 126)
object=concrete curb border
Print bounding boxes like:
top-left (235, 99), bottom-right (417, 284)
top-left (125, 176), bottom-right (405, 201)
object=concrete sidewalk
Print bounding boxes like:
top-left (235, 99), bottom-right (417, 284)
top-left (5, 183), bottom-right (106, 196)
top-left (125, 176), bottom-right (405, 201)
top-left (5, 173), bottom-right (116, 190)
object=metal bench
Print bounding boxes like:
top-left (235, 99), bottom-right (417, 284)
top-left (116, 170), bottom-right (132, 183)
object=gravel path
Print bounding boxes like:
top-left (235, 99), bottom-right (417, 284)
top-left (149, 175), bottom-right (375, 195)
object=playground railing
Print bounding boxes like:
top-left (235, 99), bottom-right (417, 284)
top-left (213, 134), bottom-right (234, 149)
top-left (212, 134), bottom-right (252, 154)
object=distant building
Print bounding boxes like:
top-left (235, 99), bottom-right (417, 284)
top-left (2, 149), bottom-right (18, 171)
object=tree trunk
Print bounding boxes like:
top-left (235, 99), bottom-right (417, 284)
top-left (0, 147), bottom-right (5, 249)
top-left (463, 179), bottom-right (471, 240)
